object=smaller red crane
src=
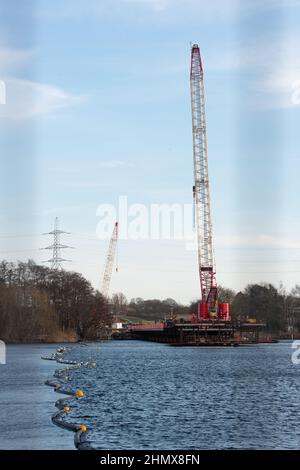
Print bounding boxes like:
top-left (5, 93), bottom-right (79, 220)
top-left (101, 222), bottom-right (118, 298)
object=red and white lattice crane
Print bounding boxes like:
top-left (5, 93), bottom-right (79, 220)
top-left (190, 44), bottom-right (230, 321)
top-left (101, 222), bottom-right (118, 298)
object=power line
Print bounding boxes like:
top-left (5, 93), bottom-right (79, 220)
top-left (0, 249), bottom-right (41, 254)
top-left (0, 232), bottom-right (99, 241)
top-left (0, 234), bottom-right (39, 239)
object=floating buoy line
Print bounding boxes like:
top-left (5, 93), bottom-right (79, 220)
top-left (43, 345), bottom-right (96, 450)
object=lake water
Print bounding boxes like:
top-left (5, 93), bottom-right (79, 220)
top-left (0, 344), bottom-right (74, 449)
top-left (1, 341), bottom-right (300, 449)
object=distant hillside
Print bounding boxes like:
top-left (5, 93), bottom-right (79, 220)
top-left (120, 298), bottom-right (190, 323)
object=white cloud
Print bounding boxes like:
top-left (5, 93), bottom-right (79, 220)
top-left (0, 46), bottom-right (32, 73)
top-left (209, 31), bottom-right (300, 71)
top-left (97, 160), bottom-right (132, 169)
top-left (0, 78), bottom-right (84, 120)
top-left (215, 234), bottom-right (300, 250)
top-left (37, 204), bottom-right (94, 216)
top-left (39, 0), bottom-right (299, 18)
top-left (122, 0), bottom-right (167, 10)
top-left (0, 45), bottom-right (84, 119)
top-left (208, 31), bottom-right (300, 109)
top-left (114, 0), bottom-right (300, 16)
top-left (253, 71), bottom-right (300, 109)
top-left (250, 34), bottom-right (300, 108)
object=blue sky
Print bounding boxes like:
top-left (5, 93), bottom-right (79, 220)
top-left (0, 0), bottom-right (299, 303)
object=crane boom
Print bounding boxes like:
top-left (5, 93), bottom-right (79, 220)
top-left (190, 44), bottom-right (231, 321)
top-left (101, 222), bottom-right (118, 298)
top-left (190, 45), bottom-right (215, 303)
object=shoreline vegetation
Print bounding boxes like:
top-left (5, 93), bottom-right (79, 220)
top-left (0, 260), bottom-right (111, 344)
top-left (1, 260), bottom-right (300, 344)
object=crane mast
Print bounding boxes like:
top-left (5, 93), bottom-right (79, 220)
top-left (101, 222), bottom-right (118, 298)
top-left (190, 44), bottom-right (229, 321)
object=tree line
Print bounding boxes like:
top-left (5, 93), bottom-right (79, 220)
top-left (1, 259), bottom-right (300, 342)
top-left (0, 260), bottom-right (111, 343)
top-left (112, 284), bottom-right (300, 334)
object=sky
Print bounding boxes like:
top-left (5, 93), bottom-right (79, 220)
top-left (0, 0), bottom-right (299, 303)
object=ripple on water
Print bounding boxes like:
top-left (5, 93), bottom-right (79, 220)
top-left (62, 341), bottom-right (300, 450)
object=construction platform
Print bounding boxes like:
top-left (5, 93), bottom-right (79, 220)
top-left (113, 320), bottom-right (271, 346)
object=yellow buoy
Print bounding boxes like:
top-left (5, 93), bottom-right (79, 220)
top-left (63, 406), bottom-right (70, 412)
top-left (80, 425), bottom-right (87, 432)
top-left (75, 389), bottom-right (84, 398)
